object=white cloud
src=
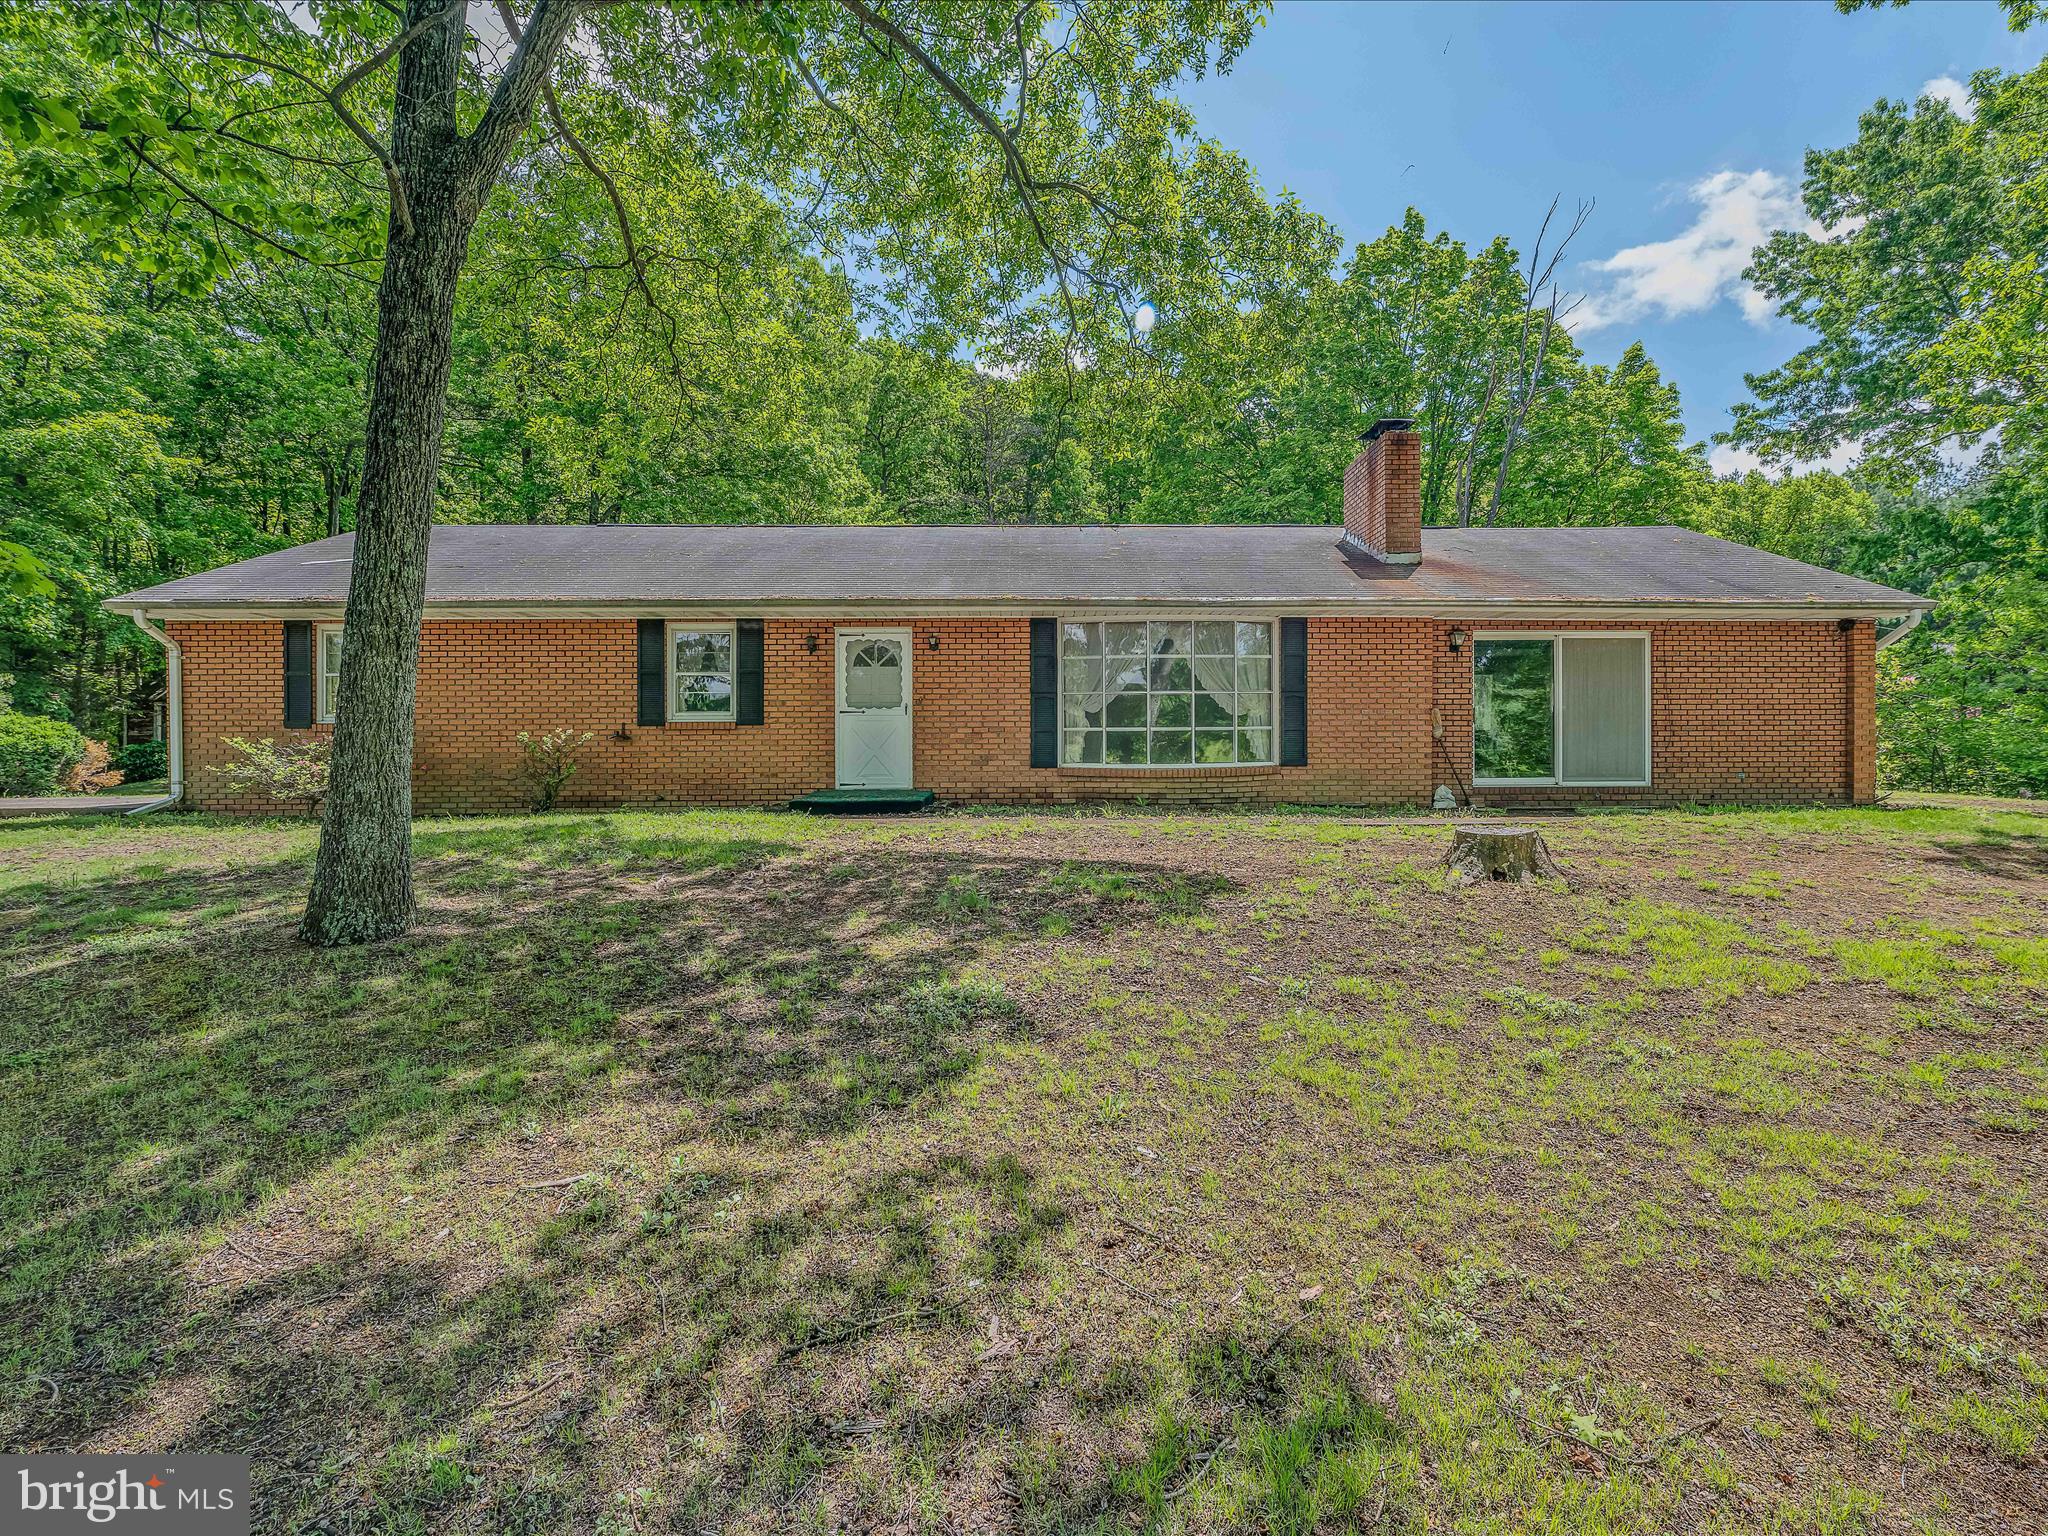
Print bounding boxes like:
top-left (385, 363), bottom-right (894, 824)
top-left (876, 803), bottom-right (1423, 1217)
top-left (1572, 170), bottom-right (1815, 335)
top-left (1705, 444), bottom-right (1763, 476)
top-left (1708, 429), bottom-right (1992, 481)
top-left (1920, 75), bottom-right (1976, 120)
top-left (1708, 441), bottom-right (1862, 479)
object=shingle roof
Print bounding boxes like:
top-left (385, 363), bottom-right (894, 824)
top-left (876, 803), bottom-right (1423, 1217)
top-left (105, 523), bottom-right (1931, 614)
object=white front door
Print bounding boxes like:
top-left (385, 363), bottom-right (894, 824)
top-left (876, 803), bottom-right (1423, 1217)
top-left (835, 628), bottom-right (913, 789)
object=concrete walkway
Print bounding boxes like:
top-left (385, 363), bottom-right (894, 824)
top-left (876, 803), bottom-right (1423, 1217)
top-left (0, 794), bottom-right (164, 818)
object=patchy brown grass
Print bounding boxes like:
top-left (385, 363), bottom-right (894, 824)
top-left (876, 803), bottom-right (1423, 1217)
top-left (1, 802), bottom-right (2043, 1535)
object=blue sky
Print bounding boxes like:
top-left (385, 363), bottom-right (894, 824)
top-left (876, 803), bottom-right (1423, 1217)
top-left (1177, 0), bottom-right (2037, 465)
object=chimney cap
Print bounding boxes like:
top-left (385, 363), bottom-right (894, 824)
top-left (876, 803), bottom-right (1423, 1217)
top-left (1363, 417), bottom-right (1417, 442)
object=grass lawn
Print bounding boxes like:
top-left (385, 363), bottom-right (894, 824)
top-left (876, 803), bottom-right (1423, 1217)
top-left (2, 803), bottom-right (2044, 1535)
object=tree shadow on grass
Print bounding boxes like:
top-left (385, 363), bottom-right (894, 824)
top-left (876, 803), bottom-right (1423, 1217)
top-left (1012, 1322), bottom-right (1413, 1536)
top-left (1921, 828), bottom-right (2048, 880)
top-left (116, 1147), bottom-right (1069, 1534)
top-left (0, 817), bottom-right (1242, 1532)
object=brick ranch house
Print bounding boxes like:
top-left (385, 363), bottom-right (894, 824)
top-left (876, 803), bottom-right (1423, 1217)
top-left (107, 421), bottom-right (1930, 815)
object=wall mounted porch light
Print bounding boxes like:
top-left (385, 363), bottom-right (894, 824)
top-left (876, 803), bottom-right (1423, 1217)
top-left (805, 632), bottom-right (819, 655)
top-left (1448, 628), bottom-right (1469, 653)
top-left (926, 633), bottom-right (941, 651)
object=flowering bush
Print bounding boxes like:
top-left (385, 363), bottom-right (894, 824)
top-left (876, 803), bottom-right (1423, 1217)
top-left (516, 728), bottom-right (596, 812)
top-left (211, 736), bottom-right (331, 814)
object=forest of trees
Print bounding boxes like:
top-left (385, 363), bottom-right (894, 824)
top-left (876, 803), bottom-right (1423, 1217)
top-left (3, 3), bottom-right (2043, 799)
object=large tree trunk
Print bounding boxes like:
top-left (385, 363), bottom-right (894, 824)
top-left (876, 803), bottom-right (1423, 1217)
top-left (297, 0), bottom-right (577, 946)
top-left (300, 174), bottom-right (473, 946)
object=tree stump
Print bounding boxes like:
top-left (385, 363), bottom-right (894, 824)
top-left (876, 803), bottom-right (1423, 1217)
top-left (1441, 824), bottom-right (1567, 886)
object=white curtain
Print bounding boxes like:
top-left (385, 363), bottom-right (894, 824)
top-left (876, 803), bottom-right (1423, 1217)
top-left (1191, 652), bottom-right (1235, 701)
top-left (1559, 637), bottom-right (1647, 782)
top-left (1061, 621), bottom-right (1273, 746)
top-left (1061, 623), bottom-right (1113, 726)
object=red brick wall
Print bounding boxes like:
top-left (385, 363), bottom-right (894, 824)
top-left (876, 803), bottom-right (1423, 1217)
top-left (169, 614), bottom-right (1875, 813)
top-left (1847, 620), bottom-right (1876, 804)
top-left (177, 621), bottom-right (319, 815)
top-left (1342, 452), bottom-right (1381, 555)
top-left (1434, 619), bottom-right (1876, 808)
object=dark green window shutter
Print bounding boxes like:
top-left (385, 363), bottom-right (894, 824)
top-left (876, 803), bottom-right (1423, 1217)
top-left (1279, 617), bottom-right (1308, 766)
top-left (735, 619), bottom-right (764, 725)
top-left (1029, 618), bottom-right (1058, 768)
top-left (283, 620), bottom-right (314, 729)
top-left (637, 619), bottom-right (666, 726)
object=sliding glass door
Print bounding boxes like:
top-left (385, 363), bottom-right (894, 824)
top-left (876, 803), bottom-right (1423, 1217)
top-left (1473, 633), bottom-right (1650, 787)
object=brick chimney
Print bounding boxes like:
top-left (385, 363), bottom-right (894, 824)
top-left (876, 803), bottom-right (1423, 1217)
top-left (1341, 417), bottom-right (1422, 565)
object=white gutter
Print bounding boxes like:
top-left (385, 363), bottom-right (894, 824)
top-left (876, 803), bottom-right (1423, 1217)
top-left (123, 612), bottom-right (183, 814)
top-left (103, 599), bottom-right (1935, 624)
top-left (1876, 609), bottom-right (1924, 650)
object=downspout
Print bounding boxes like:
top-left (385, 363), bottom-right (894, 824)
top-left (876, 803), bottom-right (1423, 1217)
top-left (123, 612), bottom-right (183, 814)
top-left (1876, 609), bottom-right (1924, 650)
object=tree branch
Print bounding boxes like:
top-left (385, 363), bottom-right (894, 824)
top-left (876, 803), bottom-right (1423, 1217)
top-left (128, 142), bottom-right (379, 281)
top-left (145, 11), bottom-right (454, 240)
top-left (836, 0), bottom-right (1125, 333)
top-left (488, 1), bottom-right (651, 305)
top-left (461, 0), bottom-right (587, 197)
top-left (1479, 198), bottom-right (1592, 525)
top-left (486, 0), bottom-right (707, 396)
top-left (1011, 1), bottom-right (1033, 134)
top-left (325, 9), bottom-right (464, 236)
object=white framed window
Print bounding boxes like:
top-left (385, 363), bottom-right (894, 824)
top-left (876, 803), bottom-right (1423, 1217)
top-left (316, 623), bottom-right (344, 724)
top-left (1472, 632), bottom-right (1650, 787)
top-left (668, 622), bottom-right (736, 722)
top-left (1058, 619), bottom-right (1275, 767)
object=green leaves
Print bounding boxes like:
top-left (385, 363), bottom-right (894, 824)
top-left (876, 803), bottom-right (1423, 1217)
top-left (1729, 56), bottom-right (2048, 478)
top-left (1880, 569), bottom-right (2048, 795)
top-left (1715, 21), bottom-right (2048, 794)
top-left (0, 540), bottom-right (54, 599)
top-left (1857, 454), bottom-right (2048, 795)
top-left (0, 3), bottom-right (389, 285)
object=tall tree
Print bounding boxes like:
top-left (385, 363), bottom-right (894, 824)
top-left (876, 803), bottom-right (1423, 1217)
top-left (1727, 10), bottom-right (2048, 794)
top-left (7, 0), bottom-right (1265, 942)
top-left (1513, 343), bottom-right (1702, 527)
top-left (856, 340), bottom-right (969, 521)
top-left (1687, 469), bottom-right (1873, 572)
top-left (1727, 58), bottom-right (2048, 478)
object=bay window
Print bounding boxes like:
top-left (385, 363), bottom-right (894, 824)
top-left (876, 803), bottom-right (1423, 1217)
top-left (1473, 633), bottom-right (1649, 786)
top-left (1059, 619), bottom-right (1275, 767)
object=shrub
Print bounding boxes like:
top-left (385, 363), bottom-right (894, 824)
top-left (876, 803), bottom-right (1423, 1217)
top-left (1877, 572), bottom-right (2048, 795)
top-left (0, 712), bottom-right (87, 795)
top-left (515, 728), bottom-right (595, 812)
top-left (60, 739), bottom-right (124, 792)
top-left (111, 740), bottom-right (169, 782)
top-left (211, 736), bottom-right (331, 814)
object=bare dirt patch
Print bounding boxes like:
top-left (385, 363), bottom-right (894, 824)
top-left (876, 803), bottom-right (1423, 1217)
top-left (1, 804), bottom-right (2042, 1534)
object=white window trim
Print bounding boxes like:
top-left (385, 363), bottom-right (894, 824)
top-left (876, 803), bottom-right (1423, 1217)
top-left (315, 622), bottom-right (343, 725)
top-left (1471, 630), bottom-right (1652, 788)
top-left (1056, 615), bottom-right (1281, 770)
top-left (666, 620), bottom-right (738, 724)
